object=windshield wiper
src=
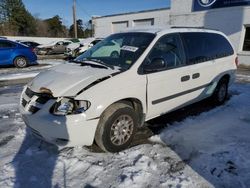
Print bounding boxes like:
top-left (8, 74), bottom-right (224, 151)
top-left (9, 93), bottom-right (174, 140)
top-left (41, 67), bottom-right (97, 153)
top-left (84, 58), bottom-right (114, 70)
top-left (70, 59), bottom-right (110, 69)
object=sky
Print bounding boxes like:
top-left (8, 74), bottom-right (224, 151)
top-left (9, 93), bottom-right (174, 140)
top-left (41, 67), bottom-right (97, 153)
top-left (22, 0), bottom-right (170, 27)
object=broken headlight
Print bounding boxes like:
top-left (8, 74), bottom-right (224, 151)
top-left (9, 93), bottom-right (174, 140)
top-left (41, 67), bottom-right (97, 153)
top-left (52, 98), bottom-right (91, 116)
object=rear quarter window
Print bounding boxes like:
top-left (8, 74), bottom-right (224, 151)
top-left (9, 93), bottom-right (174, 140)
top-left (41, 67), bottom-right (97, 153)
top-left (0, 41), bottom-right (16, 48)
top-left (181, 32), bottom-right (234, 64)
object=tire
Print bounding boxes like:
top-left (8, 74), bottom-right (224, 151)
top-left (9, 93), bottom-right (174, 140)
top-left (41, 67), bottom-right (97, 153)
top-left (212, 78), bottom-right (229, 105)
top-left (14, 56), bottom-right (28, 68)
top-left (95, 102), bottom-right (138, 152)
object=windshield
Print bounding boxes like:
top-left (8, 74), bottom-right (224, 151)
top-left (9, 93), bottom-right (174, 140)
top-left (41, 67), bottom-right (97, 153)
top-left (75, 32), bottom-right (155, 70)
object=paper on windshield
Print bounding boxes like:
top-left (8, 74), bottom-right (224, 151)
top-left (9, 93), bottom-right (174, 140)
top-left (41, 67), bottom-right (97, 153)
top-left (121, 45), bottom-right (139, 52)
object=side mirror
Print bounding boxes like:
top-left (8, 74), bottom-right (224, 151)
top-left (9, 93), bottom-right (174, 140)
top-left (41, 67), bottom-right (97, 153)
top-left (143, 58), bottom-right (166, 73)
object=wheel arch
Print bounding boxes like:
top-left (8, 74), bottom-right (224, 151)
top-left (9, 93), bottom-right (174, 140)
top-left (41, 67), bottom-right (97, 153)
top-left (101, 98), bottom-right (145, 127)
top-left (219, 74), bottom-right (230, 84)
top-left (212, 73), bottom-right (231, 94)
top-left (94, 98), bottom-right (142, 152)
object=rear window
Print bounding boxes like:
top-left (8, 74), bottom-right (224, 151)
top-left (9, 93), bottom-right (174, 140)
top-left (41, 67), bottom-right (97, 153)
top-left (0, 41), bottom-right (15, 48)
top-left (181, 32), bottom-right (234, 64)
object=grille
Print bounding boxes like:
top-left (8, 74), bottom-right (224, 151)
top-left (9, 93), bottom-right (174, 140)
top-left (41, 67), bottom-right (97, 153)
top-left (25, 87), bottom-right (35, 98)
top-left (22, 87), bottom-right (53, 114)
top-left (21, 98), bottom-right (27, 107)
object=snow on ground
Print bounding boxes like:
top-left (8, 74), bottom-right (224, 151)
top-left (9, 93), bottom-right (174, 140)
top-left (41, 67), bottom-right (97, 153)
top-left (36, 59), bottom-right (66, 66)
top-left (0, 60), bottom-right (66, 82)
top-left (0, 72), bottom-right (39, 82)
top-left (0, 59), bottom-right (65, 74)
top-left (0, 82), bottom-right (250, 187)
top-left (236, 74), bottom-right (250, 83)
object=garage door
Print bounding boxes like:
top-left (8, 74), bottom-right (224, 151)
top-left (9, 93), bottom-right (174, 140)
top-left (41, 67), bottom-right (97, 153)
top-left (112, 21), bottom-right (129, 33)
top-left (133, 18), bottom-right (154, 27)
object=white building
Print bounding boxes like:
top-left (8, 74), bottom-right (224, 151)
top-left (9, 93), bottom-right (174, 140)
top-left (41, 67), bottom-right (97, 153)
top-left (93, 0), bottom-right (250, 65)
top-left (92, 8), bottom-right (170, 38)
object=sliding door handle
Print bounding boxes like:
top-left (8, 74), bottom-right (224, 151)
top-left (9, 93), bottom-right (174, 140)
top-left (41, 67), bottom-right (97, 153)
top-left (181, 75), bottom-right (190, 82)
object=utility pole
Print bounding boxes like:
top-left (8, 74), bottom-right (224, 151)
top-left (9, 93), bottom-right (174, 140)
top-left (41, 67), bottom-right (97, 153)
top-left (73, 0), bottom-right (77, 38)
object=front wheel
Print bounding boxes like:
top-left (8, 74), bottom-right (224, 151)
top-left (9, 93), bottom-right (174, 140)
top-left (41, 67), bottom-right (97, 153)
top-left (14, 56), bottom-right (28, 68)
top-left (212, 78), bottom-right (228, 105)
top-left (95, 102), bottom-right (138, 152)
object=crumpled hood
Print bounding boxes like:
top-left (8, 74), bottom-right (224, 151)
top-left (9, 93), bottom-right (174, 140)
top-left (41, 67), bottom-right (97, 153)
top-left (27, 63), bottom-right (119, 97)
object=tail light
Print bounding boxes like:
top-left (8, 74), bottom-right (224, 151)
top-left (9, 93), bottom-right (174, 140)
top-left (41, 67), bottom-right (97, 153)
top-left (235, 56), bottom-right (239, 67)
top-left (29, 48), bottom-right (35, 53)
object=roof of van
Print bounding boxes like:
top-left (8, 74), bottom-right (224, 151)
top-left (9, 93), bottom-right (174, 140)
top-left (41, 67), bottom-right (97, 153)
top-left (121, 26), bottom-right (221, 34)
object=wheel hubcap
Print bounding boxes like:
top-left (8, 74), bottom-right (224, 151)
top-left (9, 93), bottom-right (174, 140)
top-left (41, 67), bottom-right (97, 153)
top-left (17, 58), bottom-right (26, 67)
top-left (218, 84), bottom-right (227, 102)
top-left (110, 115), bottom-right (134, 146)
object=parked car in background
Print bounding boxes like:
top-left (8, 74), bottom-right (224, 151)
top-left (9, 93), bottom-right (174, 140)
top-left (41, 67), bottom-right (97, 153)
top-left (65, 38), bottom-right (102, 59)
top-left (20, 28), bottom-right (237, 152)
top-left (36, 40), bottom-right (73, 55)
top-left (17, 40), bottom-right (40, 49)
top-left (67, 38), bottom-right (80, 43)
top-left (65, 42), bottom-right (81, 58)
top-left (0, 39), bottom-right (37, 68)
top-left (64, 38), bottom-right (82, 53)
top-left (0, 36), bottom-right (7, 39)
top-left (77, 39), bottom-right (103, 55)
top-left (90, 39), bottom-right (120, 58)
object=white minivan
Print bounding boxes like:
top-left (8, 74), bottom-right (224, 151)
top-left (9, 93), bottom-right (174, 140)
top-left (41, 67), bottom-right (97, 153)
top-left (20, 28), bottom-right (237, 152)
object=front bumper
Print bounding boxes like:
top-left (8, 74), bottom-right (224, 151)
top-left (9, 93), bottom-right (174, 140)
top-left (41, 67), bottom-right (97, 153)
top-left (20, 88), bottom-right (98, 147)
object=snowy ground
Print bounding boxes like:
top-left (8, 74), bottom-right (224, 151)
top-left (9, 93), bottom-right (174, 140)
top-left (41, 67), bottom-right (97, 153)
top-left (0, 60), bottom-right (65, 83)
top-left (0, 73), bottom-right (250, 187)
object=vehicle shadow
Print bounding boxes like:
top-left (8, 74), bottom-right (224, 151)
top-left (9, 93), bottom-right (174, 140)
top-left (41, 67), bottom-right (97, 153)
top-left (12, 129), bottom-right (59, 188)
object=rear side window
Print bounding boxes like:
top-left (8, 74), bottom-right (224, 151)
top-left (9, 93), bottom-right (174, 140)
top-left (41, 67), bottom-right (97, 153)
top-left (181, 32), bottom-right (234, 64)
top-left (0, 41), bottom-right (15, 48)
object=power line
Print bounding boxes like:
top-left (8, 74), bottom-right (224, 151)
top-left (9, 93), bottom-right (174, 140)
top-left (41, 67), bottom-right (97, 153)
top-left (76, 1), bottom-right (92, 19)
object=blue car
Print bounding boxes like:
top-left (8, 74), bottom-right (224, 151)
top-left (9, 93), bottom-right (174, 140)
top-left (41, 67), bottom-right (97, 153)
top-left (0, 39), bottom-right (37, 68)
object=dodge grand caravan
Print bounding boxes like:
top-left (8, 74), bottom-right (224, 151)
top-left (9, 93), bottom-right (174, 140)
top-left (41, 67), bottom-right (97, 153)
top-left (20, 28), bottom-right (237, 152)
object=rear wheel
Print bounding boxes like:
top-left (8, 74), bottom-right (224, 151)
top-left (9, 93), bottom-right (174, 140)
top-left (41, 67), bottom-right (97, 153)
top-left (212, 78), bottom-right (228, 105)
top-left (95, 102), bottom-right (138, 152)
top-left (14, 56), bottom-right (28, 68)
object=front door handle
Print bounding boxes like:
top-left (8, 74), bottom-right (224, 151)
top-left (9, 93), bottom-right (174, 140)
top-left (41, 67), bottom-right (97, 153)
top-left (192, 73), bottom-right (200, 79)
top-left (181, 75), bottom-right (190, 82)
